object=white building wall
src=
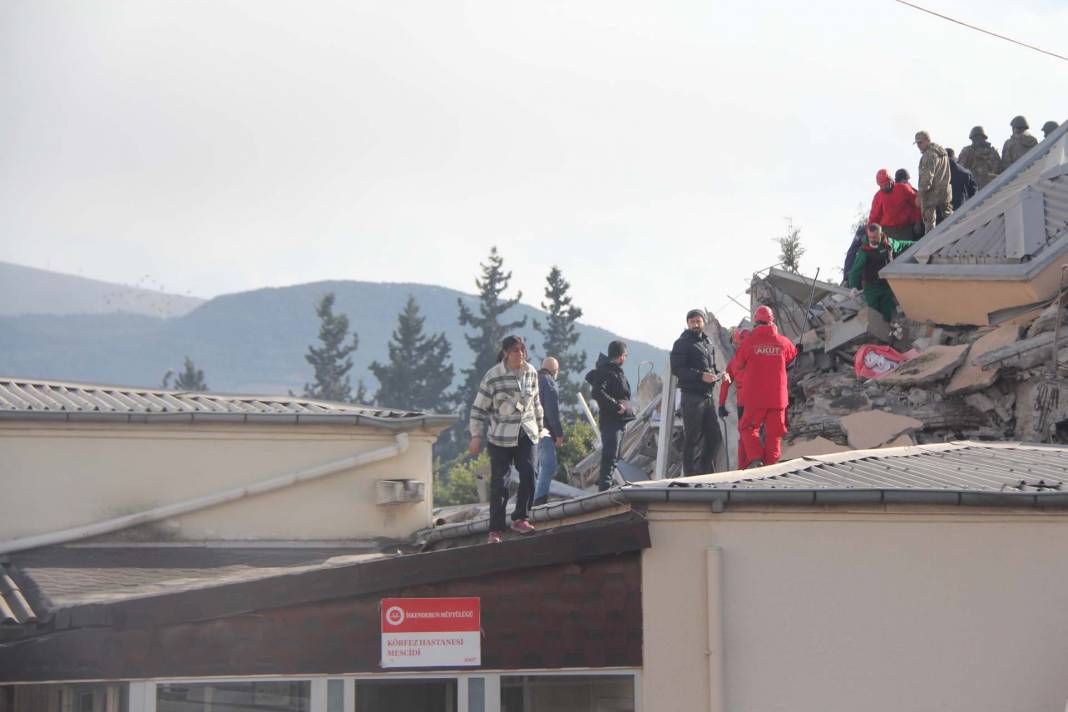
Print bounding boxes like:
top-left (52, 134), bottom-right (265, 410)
top-left (641, 506), bottom-right (1068, 712)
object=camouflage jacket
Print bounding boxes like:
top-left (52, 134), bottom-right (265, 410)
top-left (958, 142), bottom-right (1001, 189)
top-left (1002, 133), bottom-right (1038, 169)
top-left (918, 142), bottom-right (951, 205)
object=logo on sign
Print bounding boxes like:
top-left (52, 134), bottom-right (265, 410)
top-left (385, 606), bottom-right (405, 626)
top-left (754, 345), bottom-right (781, 355)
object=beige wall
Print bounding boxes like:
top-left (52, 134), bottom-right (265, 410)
top-left (887, 258), bottom-right (1065, 325)
top-left (641, 505), bottom-right (1068, 712)
top-left (0, 422), bottom-right (440, 542)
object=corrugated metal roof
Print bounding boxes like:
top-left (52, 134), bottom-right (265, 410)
top-left (0, 377), bottom-right (457, 429)
top-left (884, 120), bottom-right (1068, 278)
top-left (0, 564), bottom-right (36, 626)
top-left (637, 441), bottom-right (1068, 495)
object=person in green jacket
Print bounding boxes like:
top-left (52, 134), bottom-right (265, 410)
top-left (848, 223), bottom-right (915, 322)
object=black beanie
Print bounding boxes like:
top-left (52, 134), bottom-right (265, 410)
top-left (686, 308), bottom-right (706, 321)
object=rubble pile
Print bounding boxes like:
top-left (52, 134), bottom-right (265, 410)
top-left (749, 268), bottom-right (1068, 457)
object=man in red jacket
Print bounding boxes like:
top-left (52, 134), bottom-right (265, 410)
top-left (869, 168), bottom-right (921, 242)
top-left (718, 325), bottom-right (752, 468)
top-left (734, 306), bottom-right (797, 468)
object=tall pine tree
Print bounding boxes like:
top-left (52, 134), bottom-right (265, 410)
top-left (370, 295), bottom-right (455, 412)
top-left (303, 292), bottom-right (360, 403)
top-left (533, 266), bottom-right (587, 410)
top-left (456, 247), bottom-right (527, 413)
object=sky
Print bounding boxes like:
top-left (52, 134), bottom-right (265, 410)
top-left (0, 0), bottom-right (1065, 348)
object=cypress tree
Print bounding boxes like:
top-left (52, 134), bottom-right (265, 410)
top-left (303, 292), bottom-right (359, 403)
top-left (533, 266), bottom-right (587, 410)
top-left (370, 295), bottom-right (455, 412)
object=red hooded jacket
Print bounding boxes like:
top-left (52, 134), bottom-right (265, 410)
top-left (733, 324), bottom-right (797, 409)
top-left (869, 182), bottom-right (921, 229)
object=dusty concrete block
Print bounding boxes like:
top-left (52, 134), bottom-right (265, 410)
top-left (878, 344), bottom-right (969, 387)
top-left (825, 307), bottom-right (892, 352)
top-left (801, 329), bottom-right (823, 351)
top-left (964, 392), bottom-right (997, 414)
top-left (879, 434), bottom-right (915, 448)
top-left (780, 436), bottom-right (851, 460)
top-left (907, 388), bottom-right (928, 407)
top-left (840, 409), bottom-right (924, 449)
top-left (1025, 301), bottom-right (1067, 338)
top-left (946, 323), bottom-right (1022, 395)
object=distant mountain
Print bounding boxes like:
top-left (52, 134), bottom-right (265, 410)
top-left (0, 277), bottom-right (668, 402)
top-left (0, 261), bottom-right (204, 318)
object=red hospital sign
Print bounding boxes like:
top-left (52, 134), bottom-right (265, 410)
top-left (380, 597), bottom-right (481, 668)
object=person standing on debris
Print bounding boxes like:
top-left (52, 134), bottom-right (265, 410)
top-left (958, 126), bottom-right (1002, 190)
top-left (531, 356), bottom-right (564, 507)
top-left (914, 130), bottom-right (953, 233)
top-left (843, 223), bottom-right (867, 286)
top-left (848, 223), bottom-right (916, 322)
top-left (869, 168), bottom-right (921, 242)
top-left (1002, 116), bottom-right (1038, 169)
top-left (585, 340), bottom-right (633, 492)
top-left (468, 335), bottom-right (544, 544)
top-left (719, 324), bottom-right (752, 468)
top-left (1042, 121), bottom-right (1060, 140)
top-left (734, 306), bottom-right (796, 468)
top-left (670, 309), bottom-right (723, 475)
top-left (945, 148), bottom-right (978, 211)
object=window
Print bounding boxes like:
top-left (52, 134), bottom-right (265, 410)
top-left (354, 679), bottom-right (457, 712)
top-left (156, 681), bottom-right (309, 712)
top-left (500, 675), bottom-right (635, 712)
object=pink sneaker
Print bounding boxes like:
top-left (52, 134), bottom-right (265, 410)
top-left (487, 531), bottom-right (502, 544)
top-left (510, 519), bottom-right (535, 535)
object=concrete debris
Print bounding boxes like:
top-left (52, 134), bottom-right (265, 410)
top-left (780, 436), bottom-right (851, 460)
top-left (877, 344), bottom-right (969, 386)
top-left (945, 323), bottom-right (1021, 395)
top-left (825, 307), bottom-right (892, 352)
top-left (839, 410), bottom-right (923, 449)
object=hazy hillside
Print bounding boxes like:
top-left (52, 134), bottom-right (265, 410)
top-left (0, 261), bottom-right (204, 318)
top-left (0, 279), bottom-right (668, 402)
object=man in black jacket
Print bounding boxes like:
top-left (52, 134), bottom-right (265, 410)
top-left (671, 309), bottom-right (723, 475)
top-left (945, 148), bottom-right (978, 210)
top-left (585, 340), bottom-right (632, 491)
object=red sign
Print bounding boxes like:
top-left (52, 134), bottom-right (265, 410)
top-left (380, 597), bottom-right (481, 668)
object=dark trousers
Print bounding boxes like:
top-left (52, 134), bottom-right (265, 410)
top-left (487, 432), bottom-right (535, 533)
top-left (598, 420), bottom-right (625, 491)
top-left (681, 391), bottom-right (722, 475)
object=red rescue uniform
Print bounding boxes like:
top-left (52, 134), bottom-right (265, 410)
top-left (734, 323), bottom-right (797, 466)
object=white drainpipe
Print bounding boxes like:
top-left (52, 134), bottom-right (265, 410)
top-left (0, 433), bottom-right (410, 555)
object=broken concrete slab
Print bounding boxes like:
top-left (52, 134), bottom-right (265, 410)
top-left (976, 331), bottom-right (1055, 371)
top-left (766, 267), bottom-right (853, 304)
top-left (839, 410), bottom-right (924, 450)
top-left (878, 344), bottom-right (969, 387)
top-left (780, 436), bottom-right (851, 460)
top-left (946, 323), bottom-right (1022, 395)
top-left (825, 307), bottom-right (892, 352)
top-left (1025, 300), bottom-right (1066, 338)
top-left (879, 434), bottom-right (915, 448)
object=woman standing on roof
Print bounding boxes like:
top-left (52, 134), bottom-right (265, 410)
top-left (468, 335), bottom-right (544, 544)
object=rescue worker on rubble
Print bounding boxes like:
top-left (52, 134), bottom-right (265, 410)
top-left (914, 130), bottom-right (953, 233)
top-left (670, 309), bottom-right (723, 475)
top-left (869, 168), bottom-right (921, 243)
top-left (1042, 121), bottom-right (1060, 140)
top-left (958, 126), bottom-right (1002, 190)
top-left (718, 324), bottom-right (752, 469)
top-left (733, 306), bottom-right (796, 469)
top-left (1002, 116), bottom-right (1038, 169)
top-left (945, 148), bottom-right (978, 210)
top-left (848, 223), bottom-right (916, 323)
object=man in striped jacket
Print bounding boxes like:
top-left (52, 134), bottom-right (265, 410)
top-left (469, 335), bottom-right (545, 544)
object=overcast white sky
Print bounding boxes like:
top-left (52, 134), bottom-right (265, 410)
top-left (1, 0), bottom-right (1064, 347)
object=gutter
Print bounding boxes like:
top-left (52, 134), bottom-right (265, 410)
top-left (419, 482), bottom-right (1068, 545)
top-left (0, 433), bottom-right (411, 556)
top-left (0, 410), bottom-right (458, 431)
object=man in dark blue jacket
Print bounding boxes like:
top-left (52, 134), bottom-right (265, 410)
top-left (532, 357), bottom-right (564, 506)
top-left (670, 309), bottom-right (723, 475)
top-left (945, 148), bottom-right (978, 210)
top-left (585, 341), bottom-right (632, 491)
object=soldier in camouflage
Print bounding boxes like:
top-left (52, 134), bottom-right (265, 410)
top-left (958, 126), bottom-right (1002, 190)
top-left (1043, 121), bottom-right (1060, 139)
top-left (1002, 116), bottom-right (1038, 169)
top-left (914, 130), bottom-right (952, 233)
